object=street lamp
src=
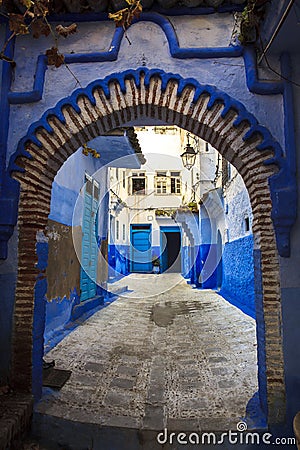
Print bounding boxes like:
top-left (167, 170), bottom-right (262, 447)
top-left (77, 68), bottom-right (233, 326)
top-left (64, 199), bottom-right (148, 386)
top-left (180, 132), bottom-right (198, 170)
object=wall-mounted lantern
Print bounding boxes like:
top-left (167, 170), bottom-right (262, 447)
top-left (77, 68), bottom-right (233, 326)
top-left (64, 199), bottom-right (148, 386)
top-left (180, 133), bottom-right (199, 170)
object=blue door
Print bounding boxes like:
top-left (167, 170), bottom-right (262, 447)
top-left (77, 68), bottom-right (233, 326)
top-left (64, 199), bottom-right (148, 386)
top-left (160, 226), bottom-right (182, 273)
top-left (130, 225), bottom-right (152, 273)
top-left (80, 175), bottom-right (99, 301)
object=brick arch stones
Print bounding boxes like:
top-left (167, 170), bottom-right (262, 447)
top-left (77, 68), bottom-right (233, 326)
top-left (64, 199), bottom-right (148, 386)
top-left (9, 68), bottom-right (285, 424)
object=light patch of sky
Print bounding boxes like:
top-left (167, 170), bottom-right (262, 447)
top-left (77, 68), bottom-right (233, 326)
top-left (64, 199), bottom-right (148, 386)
top-left (136, 127), bottom-right (183, 158)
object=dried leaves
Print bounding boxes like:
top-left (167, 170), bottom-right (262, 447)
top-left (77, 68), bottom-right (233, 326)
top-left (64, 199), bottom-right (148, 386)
top-left (1, 1), bottom-right (78, 69)
top-left (109, 0), bottom-right (142, 29)
top-left (46, 46), bottom-right (65, 68)
top-left (9, 13), bottom-right (29, 35)
top-left (20, 0), bottom-right (34, 8)
top-left (55, 23), bottom-right (78, 38)
top-left (82, 144), bottom-right (100, 158)
top-left (32, 0), bottom-right (49, 17)
top-left (31, 18), bottom-right (50, 38)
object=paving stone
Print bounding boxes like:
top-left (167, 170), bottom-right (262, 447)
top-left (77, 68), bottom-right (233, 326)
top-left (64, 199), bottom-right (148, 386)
top-left (110, 378), bottom-right (136, 389)
top-left (117, 365), bottom-right (139, 377)
top-left (105, 391), bottom-right (134, 407)
top-left (210, 367), bottom-right (228, 376)
top-left (218, 380), bottom-right (235, 389)
top-left (180, 398), bottom-right (208, 411)
top-left (147, 388), bottom-right (165, 404)
top-left (181, 379), bottom-right (205, 389)
top-left (84, 362), bottom-right (105, 372)
top-left (208, 356), bottom-right (228, 364)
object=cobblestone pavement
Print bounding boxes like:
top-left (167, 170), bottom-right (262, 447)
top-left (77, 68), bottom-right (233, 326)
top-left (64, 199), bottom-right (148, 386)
top-left (36, 274), bottom-right (258, 436)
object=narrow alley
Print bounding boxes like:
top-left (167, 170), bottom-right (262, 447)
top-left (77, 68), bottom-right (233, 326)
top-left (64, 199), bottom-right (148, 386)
top-left (34, 274), bottom-right (258, 449)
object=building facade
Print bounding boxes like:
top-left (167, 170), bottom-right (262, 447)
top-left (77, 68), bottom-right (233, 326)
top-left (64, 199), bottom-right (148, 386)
top-left (108, 126), bottom-right (203, 279)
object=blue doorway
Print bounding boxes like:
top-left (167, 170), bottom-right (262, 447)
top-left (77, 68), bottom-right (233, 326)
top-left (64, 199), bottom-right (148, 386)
top-left (130, 225), bottom-right (152, 273)
top-left (80, 174), bottom-right (99, 301)
top-left (160, 226), bottom-right (182, 273)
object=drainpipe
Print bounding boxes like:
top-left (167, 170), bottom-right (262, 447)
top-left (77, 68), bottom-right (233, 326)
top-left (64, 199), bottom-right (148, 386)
top-left (258, 0), bottom-right (296, 64)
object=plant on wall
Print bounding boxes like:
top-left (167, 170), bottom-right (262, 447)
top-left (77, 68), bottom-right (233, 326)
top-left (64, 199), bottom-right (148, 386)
top-left (155, 208), bottom-right (177, 217)
top-left (82, 143), bottom-right (100, 158)
top-left (109, 0), bottom-right (142, 29)
top-left (239, 0), bottom-right (268, 45)
top-left (108, 0), bottom-right (142, 44)
top-left (0, 0), bottom-right (77, 68)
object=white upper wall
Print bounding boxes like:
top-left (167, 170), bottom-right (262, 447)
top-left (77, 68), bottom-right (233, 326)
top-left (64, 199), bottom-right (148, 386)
top-left (5, 14), bottom-right (285, 164)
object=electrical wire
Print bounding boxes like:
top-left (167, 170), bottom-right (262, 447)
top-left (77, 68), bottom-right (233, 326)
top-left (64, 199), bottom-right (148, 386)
top-left (258, 36), bottom-right (300, 89)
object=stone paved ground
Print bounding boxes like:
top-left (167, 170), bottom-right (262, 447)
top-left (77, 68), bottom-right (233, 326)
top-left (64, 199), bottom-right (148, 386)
top-left (35, 274), bottom-right (258, 442)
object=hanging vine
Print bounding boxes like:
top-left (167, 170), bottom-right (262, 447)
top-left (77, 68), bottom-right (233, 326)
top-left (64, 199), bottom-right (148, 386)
top-left (109, 0), bottom-right (142, 44)
top-left (0, 0), bottom-right (77, 68)
top-left (239, 0), bottom-right (269, 45)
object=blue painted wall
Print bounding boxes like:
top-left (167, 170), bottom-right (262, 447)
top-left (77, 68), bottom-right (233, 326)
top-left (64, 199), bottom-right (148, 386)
top-left (39, 150), bottom-right (110, 363)
top-left (49, 182), bottom-right (79, 227)
top-left (108, 244), bottom-right (163, 278)
top-left (108, 244), bottom-right (130, 279)
top-left (49, 149), bottom-right (107, 226)
top-left (182, 245), bottom-right (191, 279)
top-left (199, 243), bottom-right (218, 289)
top-left (220, 235), bottom-right (255, 318)
top-left (44, 289), bottom-right (80, 349)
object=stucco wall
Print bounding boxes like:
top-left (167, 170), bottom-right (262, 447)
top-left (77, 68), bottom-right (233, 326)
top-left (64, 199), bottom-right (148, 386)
top-left (223, 169), bottom-right (253, 243)
top-left (41, 147), bottom-right (110, 348)
top-left (46, 219), bottom-right (81, 301)
top-left (5, 15), bottom-right (285, 166)
top-left (221, 234), bottom-right (255, 317)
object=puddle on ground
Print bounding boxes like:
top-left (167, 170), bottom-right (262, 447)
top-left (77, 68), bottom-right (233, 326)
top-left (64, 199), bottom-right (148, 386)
top-left (151, 301), bottom-right (205, 327)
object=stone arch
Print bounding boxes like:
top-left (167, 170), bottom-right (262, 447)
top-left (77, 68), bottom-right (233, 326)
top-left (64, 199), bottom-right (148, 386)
top-left (9, 68), bottom-right (285, 424)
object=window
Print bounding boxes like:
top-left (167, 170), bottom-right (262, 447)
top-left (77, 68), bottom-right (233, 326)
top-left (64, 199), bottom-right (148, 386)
top-left (132, 173), bottom-right (146, 194)
top-left (156, 179), bottom-right (167, 194)
top-left (85, 174), bottom-right (93, 195)
top-left (122, 171), bottom-right (126, 189)
top-left (155, 171), bottom-right (167, 194)
top-left (170, 172), bottom-right (181, 194)
top-left (155, 171), bottom-right (181, 195)
top-left (85, 173), bottom-right (99, 199)
top-left (122, 224), bottom-right (126, 241)
top-left (244, 216), bottom-right (250, 232)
